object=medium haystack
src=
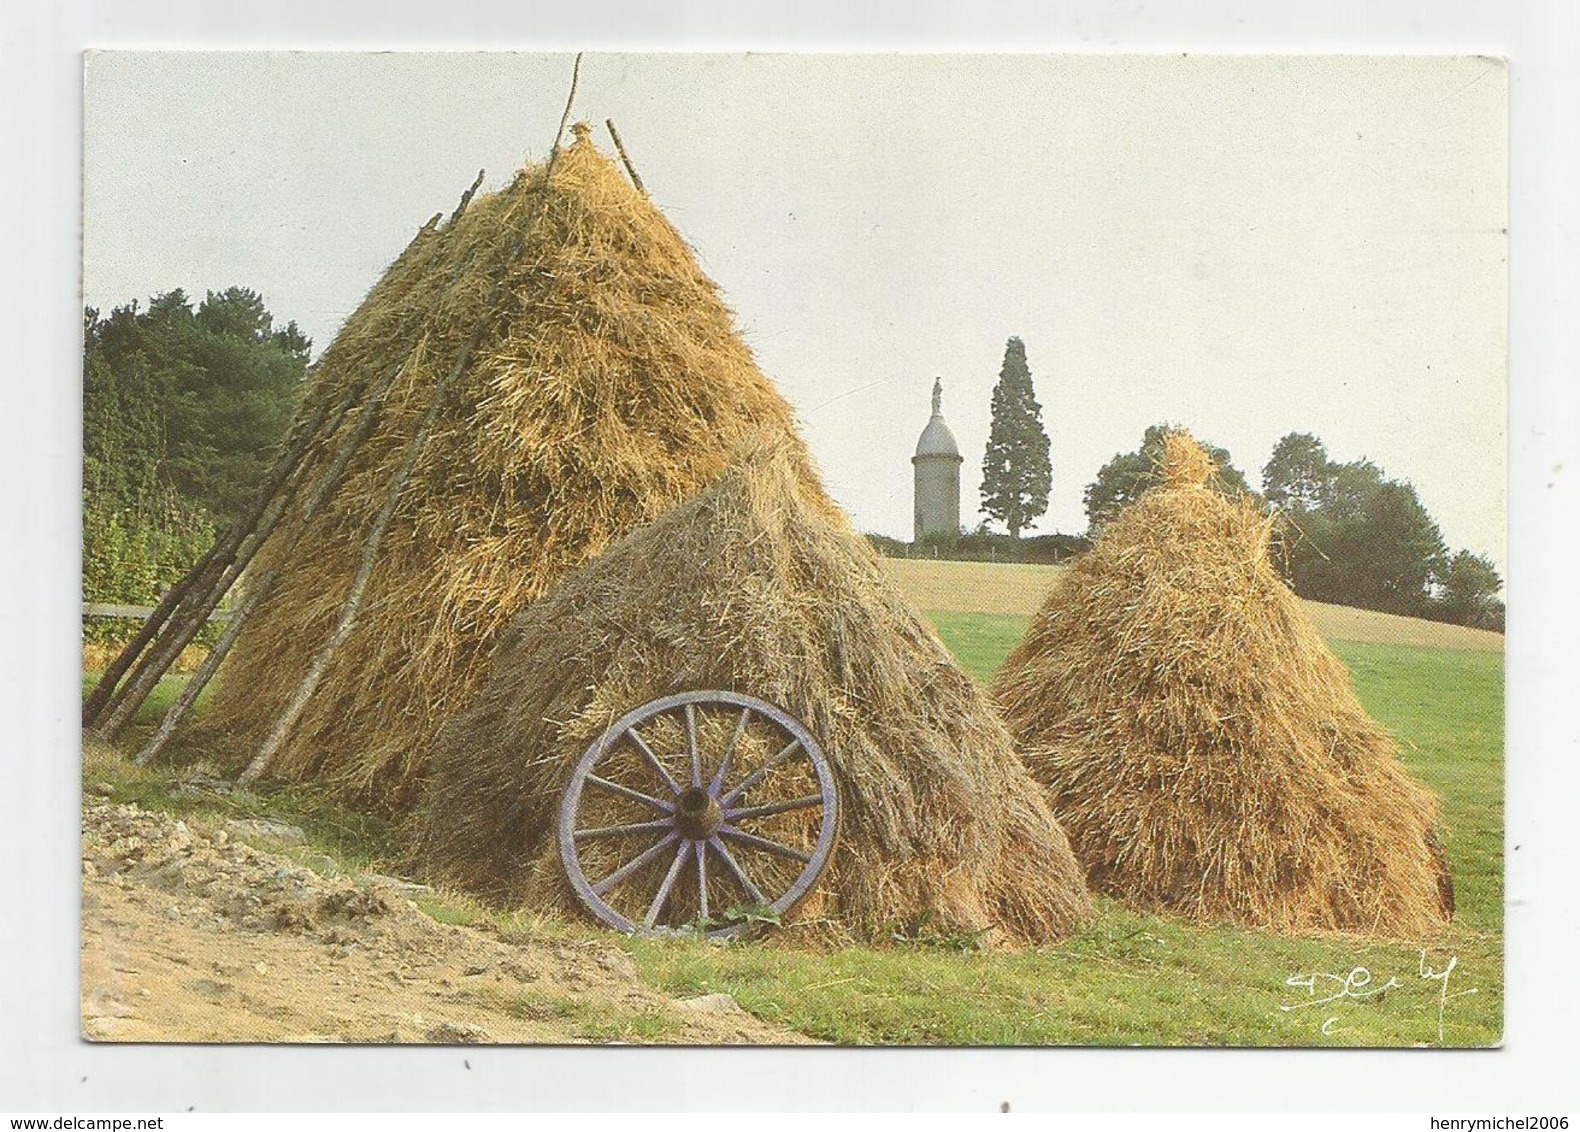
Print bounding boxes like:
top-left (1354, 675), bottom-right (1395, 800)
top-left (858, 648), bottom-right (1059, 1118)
top-left (206, 126), bottom-right (806, 806)
top-left (411, 439), bottom-right (1092, 946)
top-left (993, 433), bottom-right (1453, 936)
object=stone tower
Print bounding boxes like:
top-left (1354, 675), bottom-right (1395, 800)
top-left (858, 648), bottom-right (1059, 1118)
top-left (913, 377), bottom-right (963, 539)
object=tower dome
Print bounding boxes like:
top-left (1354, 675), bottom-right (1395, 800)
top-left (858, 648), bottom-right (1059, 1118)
top-left (914, 378), bottom-right (962, 459)
top-left (913, 377), bottom-right (964, 539)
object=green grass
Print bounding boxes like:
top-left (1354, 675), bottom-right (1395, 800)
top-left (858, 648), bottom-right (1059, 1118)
top-left (623, 617), bottom-right (1504, 1047)
top-left (82, 616), bottom-right (1503, 1046)
top-left (465, 984), bottom-right (679, 1042)
top-left (1332, 640), bottom-right (1504, 934)
top-left (923, 609), bottom-right (1030, 684)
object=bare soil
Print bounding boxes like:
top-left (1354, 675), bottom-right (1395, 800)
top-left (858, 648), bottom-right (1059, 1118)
top-left (80, 801), bottom-right (807, 1044)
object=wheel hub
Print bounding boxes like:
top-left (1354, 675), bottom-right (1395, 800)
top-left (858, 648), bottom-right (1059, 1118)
top-left (674, 786), bottom-right (722, 840)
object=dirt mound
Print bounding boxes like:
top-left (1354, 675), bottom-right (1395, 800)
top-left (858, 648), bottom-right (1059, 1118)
top-left (81, 802), bottom-right (807, 1044)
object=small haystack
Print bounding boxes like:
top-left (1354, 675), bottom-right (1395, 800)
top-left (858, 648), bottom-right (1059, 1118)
top-left (207, 126), bottom-right (806, 805)
top-left (993, 433), bottom-right (1453, 936)
top-left (411, 439), bottom-right (1092, 946)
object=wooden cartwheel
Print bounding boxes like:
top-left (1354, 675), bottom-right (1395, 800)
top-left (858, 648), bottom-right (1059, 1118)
top-left (557, 691), bottom-right (839, 939)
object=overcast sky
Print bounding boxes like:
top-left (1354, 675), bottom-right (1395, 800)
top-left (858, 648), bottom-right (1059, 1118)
top-left (83, 52), bottom-right (1506, 572)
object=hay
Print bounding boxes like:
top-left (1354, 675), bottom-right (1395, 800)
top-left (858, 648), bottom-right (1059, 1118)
top-left (993, 432), bottom-right (1454, 937)
top-left (410, 438), bottom-right (1092, 946)
top-left (207, 127), bottom-right (805, 806)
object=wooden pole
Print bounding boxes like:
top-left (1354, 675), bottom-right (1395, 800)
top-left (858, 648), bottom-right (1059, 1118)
top-left (604, 119), bottom-right (647, 196)
top-left (81, 389), bottom-right (339, 728)
top-left (83, 387), bottom-right (343, 731)
top-left (239, 333), bottom-right (472, 784)
top-left (554, 53), bottom-right (584, 162)
top-left (90, 388), bottom-right (361, 740)
top-left (81, 209), bottom-right (458, 732)
top-left (133, 581), bottom-right (269, 765)
top-left (131, 350), bottom-right (413, 765)
top-left (90, 192), bottom-right (479, 741)
top-left (238, 54), bottom-right (583, 787)
top-left (449, 170), bottom-right (485, 226)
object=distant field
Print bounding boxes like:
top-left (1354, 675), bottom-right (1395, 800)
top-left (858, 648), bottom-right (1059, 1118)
top-left (884, 557), bottom-right (1505, 652)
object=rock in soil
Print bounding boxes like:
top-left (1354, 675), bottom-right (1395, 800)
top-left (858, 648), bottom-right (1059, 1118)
top-left (224, 818), bottom-right (308, 845)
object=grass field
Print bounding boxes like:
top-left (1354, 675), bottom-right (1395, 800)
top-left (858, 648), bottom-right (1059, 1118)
top-left (83, 563), bottom-right (1503, 1046)
top-left (624, 620), bottom-right (1504, 1046)
top-left (885, 558), bottom-right (1505, 652)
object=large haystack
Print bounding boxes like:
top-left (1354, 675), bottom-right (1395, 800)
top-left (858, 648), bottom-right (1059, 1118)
top-left (993, 433), bottom-right (1453, 937)
top-left (207, 126), bottom-right (806, 805)
top-left (411, 439), bottom-right (1092, 946)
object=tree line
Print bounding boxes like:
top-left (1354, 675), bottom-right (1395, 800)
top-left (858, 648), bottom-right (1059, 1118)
top-left (83, 288), bottom-right (308, 624)
top-left (1080, 426), bottom-right (1503, 631)
top-left (960, 341), bottom-right (1502, 631)
top-left (82, 302), bottom-right (1500, 634)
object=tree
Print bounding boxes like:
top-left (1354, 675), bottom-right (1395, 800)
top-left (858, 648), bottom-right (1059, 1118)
top-left (1262, 432), bottom-right (1333, 513)
top-left (979, 337), bottom-right (1052, 538)
top-left (1340, 479), bottom-right (1448, 615)
top-left (1437, 550), bottom-right (1505, 630)
top-left (1263, 441), bottom-right (1452, 620)
top-left (82, 288), bottom-right (309, 609)
top-left (1083, 423), bottom-right (1254, 532)
top-left (85, 287), bottom-right (309, 528)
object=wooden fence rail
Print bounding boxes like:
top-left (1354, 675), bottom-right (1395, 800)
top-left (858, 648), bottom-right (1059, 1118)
top-left (84, 603), bottom-right (231, 623)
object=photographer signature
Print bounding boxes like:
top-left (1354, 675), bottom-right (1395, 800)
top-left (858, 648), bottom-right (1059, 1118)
top-left (1280, 950), bottom-right (1477, 1042)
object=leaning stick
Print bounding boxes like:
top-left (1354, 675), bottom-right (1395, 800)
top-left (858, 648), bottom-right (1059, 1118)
top-left (124, 189), bottom-right (492, 758)
top-left (238, 54), bottom-right (582, 786)
top-left (81, 386), bottom-right (340, 728)
top-left (132, 583), bottom-right (268, 765)
top-left (449, 170), bottom-right (485, 226)
top-left (83, 209), bottom-right (454, 731)
top-left (605, 119), bottom-right (647, 196)
top-left (81, 545), bottom-right (220, 727)
top-left (90, 346), bottom-right (399, 740)
top-left (83, 387), bottom-right (343, 730)
top-left (90, 389), bottom-right (360, 740)
top-left (92, 200), bottom-right (474, 740)
top-left (554, 53), bottom-right (584, 162)
top-left (239, 332), bottom-right (467, 785)
top-left (132, 354), bottom-right (410, 766)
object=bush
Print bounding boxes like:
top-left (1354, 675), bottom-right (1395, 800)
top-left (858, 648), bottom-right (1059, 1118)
top-left (82, 489), bottom-right (215, 646)
top-left (868, 529), bottom-right (1091, 565)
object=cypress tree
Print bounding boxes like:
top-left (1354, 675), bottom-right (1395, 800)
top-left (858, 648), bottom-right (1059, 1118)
top-left (980, 337), bottom-right (1052, 538)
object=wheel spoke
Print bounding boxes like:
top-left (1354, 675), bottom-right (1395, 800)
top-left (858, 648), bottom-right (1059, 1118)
top-left (719, 824), bottom-right (813, 864)
top-left (696, 843), bottom-right (709, 924)
top-left (643, 841), bottom-right (692, 928)
top-left (707, 835), bottom-right (768, 905)
top-left (624, 726), bottom-right (682, 796)
top-left (562, 692), bottom-right (836, 940)
top-left (684, 703), bottom-right (701, 787)
top-left (586, 774), bottom-right (675, 814)
top-left (725, 794), bottom-right (823, 823)
top-left (592, 831), bottom-right (679, 896)
top-left (719, 738), bottom-right (802, 807)
top-left (574, 818), bottom-right (675, 841)
top-left (709, 707), bottom-right (753, 794)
